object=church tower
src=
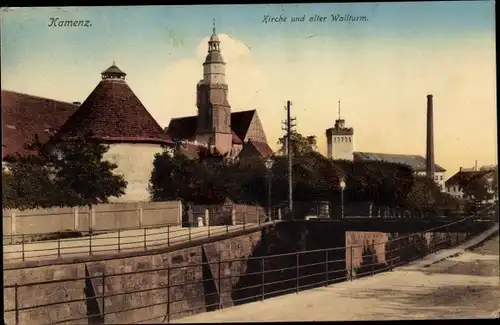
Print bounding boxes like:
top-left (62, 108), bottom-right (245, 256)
top-left (325, 100), bottom-right (354, 160)
top-left (196, 20), bottom-right (232, 154)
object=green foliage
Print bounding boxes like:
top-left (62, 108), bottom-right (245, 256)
top-left (492, 166), bottom-right (498, 200)
top-left (276, 132), bottom-right (317, 157)
top-left (149, 145), bottom-right (230, 204)
top-left (334, 160), bottom-right (415, 206)
top-left (3, 134), bottom-right (127, 210)
top-left (459, 176), bottom-right (493, 205)
top-left (149, 141), bottom-right (421, 209)
top-left (404, 175), bottom-right (463, 214)
top-left (149, 131), bottom-right (446, 214)
top-left (2, 155), bottom-right (62, 209)
top-left (404, 175), bottom-right (441, 211)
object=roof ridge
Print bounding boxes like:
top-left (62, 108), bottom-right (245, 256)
top-left (356, 151), bottom-right (421, 157)
top-left (1, 89), bottom-right (79, 106)
top-left (232, 109), bottom-right (256, 114)
top-left (170, 115), bottom-right (196, 120)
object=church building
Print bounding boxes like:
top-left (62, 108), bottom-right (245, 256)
top-left (166, 24), bottom-right (273, 159)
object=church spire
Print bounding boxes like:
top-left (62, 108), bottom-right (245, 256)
top-left (208, 19), bottom-right (220, 52)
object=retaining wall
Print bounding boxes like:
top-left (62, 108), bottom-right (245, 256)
top-left (3, 222), bottom-right (471, 325)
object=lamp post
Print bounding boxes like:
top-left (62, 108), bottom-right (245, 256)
top-left (265, 158), bottom-right (274, 220)
top-left (340, 179), bottom-right (346, 219)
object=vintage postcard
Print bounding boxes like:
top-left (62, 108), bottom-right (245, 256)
top-left (1, 2), bottom-right (498, 324)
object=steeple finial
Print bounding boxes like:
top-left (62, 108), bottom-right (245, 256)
top-left (212, 19), bottom-right (216, 34)
top-left (338, 99), bottom-right (341, 120)
top-left (112, 60), bottom-right (115, 66)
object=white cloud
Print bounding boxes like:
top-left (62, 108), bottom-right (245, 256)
top-left (149, 34), bottom-right (268, 126)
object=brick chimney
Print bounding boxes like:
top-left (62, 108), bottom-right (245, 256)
top-left (426, 94), bottom-right (435, 179)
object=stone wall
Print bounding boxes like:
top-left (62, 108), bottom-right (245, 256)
top-left (3, 222), bottom-right (346, 324)
top-left (85, 246), bottom-right (205, 324)
top-left (3, 246), bottom-right (206, 325)
top-left (4, 264), bottom-right (87, 325)
top-left (3, 223), bottom-right (471, 324)
top-left (346, 231), bottom-right (469, 278)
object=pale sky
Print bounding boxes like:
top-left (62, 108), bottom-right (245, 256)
top-left (1, 2), bottom-right (497, 178)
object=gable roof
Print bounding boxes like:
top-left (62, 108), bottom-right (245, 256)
top-left (1, 90), bottom-right (79, 158)
top-left (230, 110), bottom-right (256, 142)
top-left (445, 170), bottom-right (493, 186)
top-left (353, 151), bottom-right (446, 172)
top-left (238, 140), bottom-right (274, 159)
top-left (166, 109), bottom-right (257, 145)
top-left (167, 116), bottom-right (197, 140)
top-left (52, 65), bottom-right (173, 146)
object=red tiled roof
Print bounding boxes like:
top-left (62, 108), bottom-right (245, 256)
top-left (52, 75), bottom-right (173, 145)
top-left (232, 131), bottom-right (243, 144)
top-left (445, 170), bottom-right (492, 186)
top-left (167, 116), bottom-right (197, 140)
top-left (238, 140), bottom-right (274, 159)
top-left (166, 109), bottom-right (256, 145)
top-left (1, 90), bottom-right (79, 158)
top-left (250, 141), bottom-right (273, 158)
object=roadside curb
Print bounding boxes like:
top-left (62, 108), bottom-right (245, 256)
top-left (401, 223), bottom-right (499, 270)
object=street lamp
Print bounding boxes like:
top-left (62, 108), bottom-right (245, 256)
top-left (265, 157), bottom-right (274, 220)
top-left (340, 179), bottom-right (346, 219)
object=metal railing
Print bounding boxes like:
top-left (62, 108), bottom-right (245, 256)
top-left (4, 202), bottom-right (496, 263)
top-left (3, 215), bottom-right (490, 325)
top-left (3, 217), bottom-right (278, 263)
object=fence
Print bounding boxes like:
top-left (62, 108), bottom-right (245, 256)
top-left (2, 201), bottom-right (183, 237)
top-left (3, 215), bottom-right (488, 325)
top-left (2, 218), bottom-right (278, 263)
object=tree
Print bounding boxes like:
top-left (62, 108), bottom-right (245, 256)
top-left (149, 148), bottom-right (191, 202)
top-left (460, 176), bottom-right (493, 208)
top-left (50, 137), bottom-right (128, 207)
top-left (404, 175), bottom-right (441, 212)
top-left (2, 155), bottom-right (61, 210)
top-left (3, 134), bottom-right (128, 209)
top-left (276, 132), bottom-right (318, 157)
top-left (492, 166), bottom-right (498, 201)
top-left (149, 145), bottom-right (233, 204)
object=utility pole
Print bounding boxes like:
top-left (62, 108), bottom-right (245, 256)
top-left (281, 100), bottom-right (296, 219)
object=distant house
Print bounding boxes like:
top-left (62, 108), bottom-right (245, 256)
top-left (445, 167), bottom-right (496, 203)
top-left (325, 116), bottom-right (447, 191)
top-left (353, 152), bottom-right (447, 191)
